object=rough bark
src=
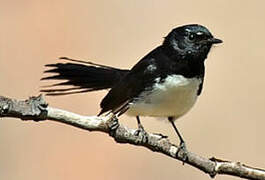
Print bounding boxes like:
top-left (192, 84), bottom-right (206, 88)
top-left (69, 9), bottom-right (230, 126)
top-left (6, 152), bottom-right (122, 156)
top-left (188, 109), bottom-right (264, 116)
top-left (0, 95), bottom-right (264, 180)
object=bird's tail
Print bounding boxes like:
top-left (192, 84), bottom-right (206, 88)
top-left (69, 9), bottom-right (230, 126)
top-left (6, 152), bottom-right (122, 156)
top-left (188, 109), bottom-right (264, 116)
top-left (41, 57), bottom-right (129, 96)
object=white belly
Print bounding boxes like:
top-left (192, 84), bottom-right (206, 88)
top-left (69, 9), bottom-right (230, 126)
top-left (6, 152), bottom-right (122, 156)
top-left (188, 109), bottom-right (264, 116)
top-left (126, 75), bottom-right (201, 119)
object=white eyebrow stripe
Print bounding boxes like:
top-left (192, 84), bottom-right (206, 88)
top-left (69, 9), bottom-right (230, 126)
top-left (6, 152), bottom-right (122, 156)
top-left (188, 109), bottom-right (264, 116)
top-left (196, 31), bottom-right (203, 35)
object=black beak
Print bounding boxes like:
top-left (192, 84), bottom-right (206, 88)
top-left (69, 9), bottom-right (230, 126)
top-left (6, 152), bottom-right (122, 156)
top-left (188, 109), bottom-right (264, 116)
top-left (208, 37), bottom-right (223, 44)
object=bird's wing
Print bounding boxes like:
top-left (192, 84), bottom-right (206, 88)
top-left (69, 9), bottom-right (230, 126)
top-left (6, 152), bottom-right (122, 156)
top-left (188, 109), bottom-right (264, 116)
top-left (99, 47), bottom-right (167, 116)
top-left (197, 77), bottom-right (204, 96)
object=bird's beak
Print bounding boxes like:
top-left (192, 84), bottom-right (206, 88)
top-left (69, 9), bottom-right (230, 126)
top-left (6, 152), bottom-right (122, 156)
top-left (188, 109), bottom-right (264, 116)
top-left (208, 37), bottom-right (223, 44)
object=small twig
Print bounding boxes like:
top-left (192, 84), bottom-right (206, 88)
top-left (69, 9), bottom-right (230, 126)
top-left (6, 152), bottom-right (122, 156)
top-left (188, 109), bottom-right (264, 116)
top-left (0, 95), bottom-right (264, 180)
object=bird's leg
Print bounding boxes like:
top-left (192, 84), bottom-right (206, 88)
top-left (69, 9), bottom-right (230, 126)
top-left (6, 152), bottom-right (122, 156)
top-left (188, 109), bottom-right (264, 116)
top-left (134, 116), bottom-right (148, 143)
top-left (135, 116), bottom-right (145, 134)
top-left (168, 117), bottom-right (188, 163)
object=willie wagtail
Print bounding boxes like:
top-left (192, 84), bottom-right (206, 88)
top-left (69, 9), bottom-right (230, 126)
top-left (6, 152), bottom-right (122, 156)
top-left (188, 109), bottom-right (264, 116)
top-left (41, 24), bottom-right (222, 153)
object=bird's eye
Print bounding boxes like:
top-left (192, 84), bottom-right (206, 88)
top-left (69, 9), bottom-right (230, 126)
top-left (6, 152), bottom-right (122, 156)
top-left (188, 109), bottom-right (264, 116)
top-left (188, 33), bottom-right (196, 41)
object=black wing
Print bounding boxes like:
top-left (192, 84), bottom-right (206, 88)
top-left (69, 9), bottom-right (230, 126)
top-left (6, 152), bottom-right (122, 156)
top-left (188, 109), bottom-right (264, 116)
top-left (197, 77), bottom-right (204, 96)
top-left (99, 46), bottom-right (172, 115)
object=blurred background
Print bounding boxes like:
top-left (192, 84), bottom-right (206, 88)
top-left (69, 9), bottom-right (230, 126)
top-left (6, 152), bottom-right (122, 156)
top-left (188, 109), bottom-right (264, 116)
top-left (0, 0), bottom-right (265, 180)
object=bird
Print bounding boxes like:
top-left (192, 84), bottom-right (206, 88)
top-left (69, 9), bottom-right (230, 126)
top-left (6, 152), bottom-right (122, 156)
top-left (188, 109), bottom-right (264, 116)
top-left (41, 24), bottom-right (222, 155)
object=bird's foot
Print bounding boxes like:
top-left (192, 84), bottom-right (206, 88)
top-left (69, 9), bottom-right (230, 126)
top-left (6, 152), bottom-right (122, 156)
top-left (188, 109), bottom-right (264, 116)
top-left (134, 124), bottom-right (148, 144)
top-left (176, 141), bottom-right (188, 164)
top-left (107, 116), bottom-right (120, 137)
top-left (153, 133), bottom-right (168, 139)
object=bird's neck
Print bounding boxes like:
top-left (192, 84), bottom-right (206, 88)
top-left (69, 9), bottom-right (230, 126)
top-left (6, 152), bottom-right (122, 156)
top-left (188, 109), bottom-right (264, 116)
top-left (161, 45), bottom-right (205, 78)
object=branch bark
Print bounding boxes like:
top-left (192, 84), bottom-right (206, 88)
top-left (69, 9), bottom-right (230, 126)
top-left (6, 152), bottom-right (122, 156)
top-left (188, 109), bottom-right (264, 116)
top-left (0, 95), bottom-right (264, 180)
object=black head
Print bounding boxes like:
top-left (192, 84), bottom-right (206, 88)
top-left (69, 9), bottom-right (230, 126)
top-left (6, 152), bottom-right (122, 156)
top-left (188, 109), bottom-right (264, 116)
top-left (163, 24), bottom-right (222, 60)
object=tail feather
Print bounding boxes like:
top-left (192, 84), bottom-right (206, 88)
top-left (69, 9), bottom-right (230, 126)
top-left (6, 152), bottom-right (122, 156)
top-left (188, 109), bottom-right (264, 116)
top-left (42, 88), bottom-right (102, 96)
top-left (41, 57), bottom-right (129, 95)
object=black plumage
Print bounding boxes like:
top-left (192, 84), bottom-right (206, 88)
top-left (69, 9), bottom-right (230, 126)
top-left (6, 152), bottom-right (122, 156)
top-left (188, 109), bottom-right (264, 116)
top-left (41, 24), bottom-right (222, 153)
top-left (41, 57), bottom-right (129, 95)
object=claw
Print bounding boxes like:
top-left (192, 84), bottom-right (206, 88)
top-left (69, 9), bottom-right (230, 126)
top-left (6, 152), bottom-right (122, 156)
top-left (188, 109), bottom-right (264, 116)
top-left (133, 116), bottom-right (148, 143)
top-left (107, 116), bottom-right (119, 137)
top-left (176, 141), bottom-right (188, 164)
top-left (153, 133), bottom-right (168, 139)
top-left (134, 125), bottom-right (148, 144)
top-left (134, 123), bottom-right (144, 136)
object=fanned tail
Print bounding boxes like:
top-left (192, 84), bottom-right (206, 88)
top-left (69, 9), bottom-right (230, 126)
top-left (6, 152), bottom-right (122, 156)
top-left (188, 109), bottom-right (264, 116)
top-left (41, 57), bottom-right (129, 96)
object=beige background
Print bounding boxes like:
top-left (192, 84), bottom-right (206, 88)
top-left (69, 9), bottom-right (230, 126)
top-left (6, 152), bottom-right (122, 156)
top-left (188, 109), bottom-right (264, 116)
top-left (0, 1), bottom-right (265, 180)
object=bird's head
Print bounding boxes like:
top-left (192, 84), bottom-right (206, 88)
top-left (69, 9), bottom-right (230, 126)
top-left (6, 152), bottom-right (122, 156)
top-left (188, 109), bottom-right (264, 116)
top-left (163, 24), bottom-right (222, 61)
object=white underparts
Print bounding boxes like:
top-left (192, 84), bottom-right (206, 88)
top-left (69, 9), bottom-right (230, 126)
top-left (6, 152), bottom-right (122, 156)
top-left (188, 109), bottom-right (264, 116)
top-left (126, 75), bottom-right (201, 119)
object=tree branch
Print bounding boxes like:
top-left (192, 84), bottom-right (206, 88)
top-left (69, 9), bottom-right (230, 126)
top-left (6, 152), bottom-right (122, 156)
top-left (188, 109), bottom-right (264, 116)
top-left (0, 95), bottom-right (264, 180)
